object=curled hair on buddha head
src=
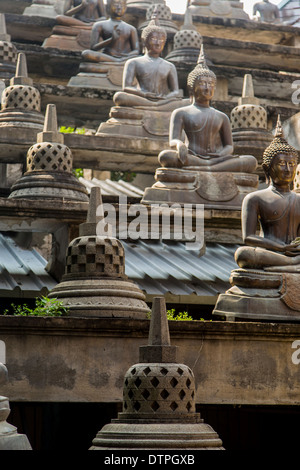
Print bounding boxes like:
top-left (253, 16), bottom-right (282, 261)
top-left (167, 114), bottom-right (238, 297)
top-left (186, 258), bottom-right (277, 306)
top-left (262, 115), bottom-right (299, 183)
top-left (187, 44), bottom-right (216, 95)
top-left (141, 7), bottom-right (167, 47)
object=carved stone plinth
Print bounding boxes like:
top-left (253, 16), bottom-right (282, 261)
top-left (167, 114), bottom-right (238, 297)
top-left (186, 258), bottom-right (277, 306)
top-left (142, 167), bottom-right (258, 209)
top-left (96, 98), bottom-right (187, 143)
top-left (23, 0), bottom-right (68, 18)
top-left (68, 62), bottom-right (124, 90)
top-left (42, 24), bottom-right (93, 51)
top-left (188, 1), bottom-right (249, 19)
top-left (213, 268), bottom-right (300, 322)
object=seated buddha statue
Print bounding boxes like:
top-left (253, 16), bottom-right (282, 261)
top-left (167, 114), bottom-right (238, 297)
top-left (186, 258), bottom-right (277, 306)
top-left (112, 11), bottom-right (181, 109)
top-left (80, 0), bottom-right (139, 69)
top-left (43, 0), bottom-right (106, 51)
top-left (141, 47), bottom-right (258, 207)
top-left (235, 118), bottom-right (300, 272)
top-left (56, 0), bottom-right (106, 26)
top-left (253, 0), bottom-right (281, 23)
top-left (96, 12), bottom-right (185, 138)
top-left (212, 118), bottom-right (300, 321)
top-left (158, 46), bottom-right (257, 173)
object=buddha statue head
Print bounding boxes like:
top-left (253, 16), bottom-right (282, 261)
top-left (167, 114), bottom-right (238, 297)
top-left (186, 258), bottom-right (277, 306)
top-left (141, 9), bottom-right (167, 53)
top-left (108, 0), bottom-right (127, 18)
top-left (187, 45), bottom-right (216, 98)
top-left (262, 116), bottom-right (298, 183)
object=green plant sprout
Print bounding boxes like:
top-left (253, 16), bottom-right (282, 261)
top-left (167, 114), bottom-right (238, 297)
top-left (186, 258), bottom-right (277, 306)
top-left (3, 296), bottom-right (69, 317)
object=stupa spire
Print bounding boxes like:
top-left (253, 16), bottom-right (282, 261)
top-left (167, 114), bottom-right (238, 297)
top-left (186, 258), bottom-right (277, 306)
top-left (37, 103), bottom-right (63, 144)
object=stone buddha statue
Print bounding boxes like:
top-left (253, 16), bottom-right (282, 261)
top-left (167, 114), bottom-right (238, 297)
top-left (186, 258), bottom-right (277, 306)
top-left (253, 0), bottom-right (281, 23)
top-left (142, 48), bottom-right (258, 207)
top-left (112, 11), bottom-right (181, 108)
top-left (80, 0), bottom-right (139, 67)
top-left (213, 118), bottom-right (300, 321)
top-left (68, 0), bottom-right (140, 88)
top-left (235, 119), bottom-right (300, 272)
top-left (96, 12), bottom-right (186, 140)
top-left (56, 0), bottom-right (106, 25)
top-left (42, 0), bottom-right (106, 51)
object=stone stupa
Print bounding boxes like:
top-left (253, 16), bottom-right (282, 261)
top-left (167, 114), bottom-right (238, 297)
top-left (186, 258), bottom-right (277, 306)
top-left (0, 14), bottom-right (18, 79)
top-left (9, 103), bottom-right (88, 202)
top-left (0, 362), bottom-right (32, 450)
top-left (230, 73), bottom-right (273, 176)
top-left (139, 2), bottom-right (179, 38)
top-left (166, 7), bottom-right (203, 66)
top-left (48, 185), bottom-right (149, 318)
top-left (90, 296), bottom-right (224, 450)
top-left (0, 52), bottom-right (44, 141)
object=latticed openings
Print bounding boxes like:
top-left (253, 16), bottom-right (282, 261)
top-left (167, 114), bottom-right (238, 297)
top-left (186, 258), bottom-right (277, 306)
top-left (294, 168), bottom-right (300, 190)
top-left (0, 41), bottom-right (18, 62)
top-left (174, 30), bottom-right (202, 49)
top-left (27, 142), bottom-right (72, 172)
top-left (1, 85), bottom-right (41, 111)
top-left (231, 105), bottom-right (267, 129)
top-left (123, 363), bottom-right (196, 414)
top-left (65, 237), bottom-right (125, 276)
top-left (146, 4), bottom-right (172, 20)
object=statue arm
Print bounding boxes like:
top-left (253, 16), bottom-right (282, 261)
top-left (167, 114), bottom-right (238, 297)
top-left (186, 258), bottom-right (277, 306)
top-left (90, 23), bottom-right (111, 50)
top-left (126, 28), bottom-right (140, 58)
top-left (218, 115), bottom-right (233, 157)
top-left (65, 0), bottom-right (86, 16)
top-left (169, 111), bottom-right (188, 163)
top-left (252, 3), bottom-right (259, 16)
top-left (165, 65), bottom-right (180, 99)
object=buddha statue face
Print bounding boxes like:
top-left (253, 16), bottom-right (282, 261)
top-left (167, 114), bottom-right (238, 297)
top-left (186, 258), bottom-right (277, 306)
top-left (269, 152), bottom-right (298, 186)
top-left (110, 0), bottom-right (127, 18)
top-left (145, 30), bottom-right (166, 56)
top-left (193, 75), bottom-right (215, 103)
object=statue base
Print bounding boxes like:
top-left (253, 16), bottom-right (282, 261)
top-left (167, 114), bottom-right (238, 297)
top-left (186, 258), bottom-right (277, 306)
top-left (9, 170), bottom-right (89, 202)
top-left (48, 278), bottom-right (149, 319)
top-left (142, 168), bottom-right (258, 209)
top-left (42, 25), bottom-right (92, 51)
top-left (0, 432), bottom-right (32, 450)
top-left (68, 62), bottom-right (124, 90)
top-left (188, 2), bottom-right (249, 19)
top-left (213, 268), bottom-right (300, 322)
top-left (23, 4), bottom-right (62, 18)
top-left (90, 420), bottom-right (224, 450)
top-left (96, 98), bottom-right (188, 140)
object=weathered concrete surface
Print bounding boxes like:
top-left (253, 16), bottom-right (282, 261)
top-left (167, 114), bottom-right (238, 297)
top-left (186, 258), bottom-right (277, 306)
top-left (5, 11), bottom-right (300, 47)
top-left (1, 316), bottom-right (300, 406)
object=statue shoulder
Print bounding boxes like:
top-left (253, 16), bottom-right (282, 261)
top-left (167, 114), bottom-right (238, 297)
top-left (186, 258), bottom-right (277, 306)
top-left (172, 104), bottom-right (193, 118)
top-left (210, 107), bottom-right (230, 120)
top-left (243, 187), bottom-right (268, 207)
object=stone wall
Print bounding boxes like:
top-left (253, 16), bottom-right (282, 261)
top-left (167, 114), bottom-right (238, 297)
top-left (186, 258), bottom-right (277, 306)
top-left (1, 316), bottom-right (300, 406)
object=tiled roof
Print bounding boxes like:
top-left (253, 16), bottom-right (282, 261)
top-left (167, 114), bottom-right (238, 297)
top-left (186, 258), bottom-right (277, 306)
top-left (0, 233), bottom-right (56, 298)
